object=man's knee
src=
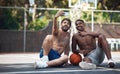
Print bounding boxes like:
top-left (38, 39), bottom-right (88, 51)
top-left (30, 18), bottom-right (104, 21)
top-left (83, 57), bottom-right (92, 63)
top-left (98, 34), bottom-right (106, 40)
top-left (60, 55), bottom-right (69, 62)
top-left (45, 35), bottom-right (52, 41)
top-left (43, 35), bottom-right (53, 46)
top-left (64, 55), bottom-right (69, 60)
top-left (98, 34), bottom-right (106, 45)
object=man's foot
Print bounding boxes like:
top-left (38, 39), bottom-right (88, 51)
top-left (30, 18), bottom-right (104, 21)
top-left (79, 62), bottom-right (96, 69)
top-left (108, 59), bottom-right (115, 68)
top-left (34, 60), bottom-right (48, 69)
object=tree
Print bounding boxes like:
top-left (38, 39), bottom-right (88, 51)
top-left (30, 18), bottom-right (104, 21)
top-left (0, 0), bottom-right (27, 30)
top-left (98, 0), bottom-right (120, 10)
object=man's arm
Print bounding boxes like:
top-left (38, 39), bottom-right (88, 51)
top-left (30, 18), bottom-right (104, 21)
top-left (52, 10), bottom-right (64, 35)
top-left (72, 35), bottom-right (79, 54)
top-left (64, 33), bottom-right (70, 56)
top-left (64, 33), bottom-right (70, 65)
top-left (64, 44), bottom-right (70, 56)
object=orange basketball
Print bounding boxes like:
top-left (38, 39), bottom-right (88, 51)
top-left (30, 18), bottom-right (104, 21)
top-left (69, 53), bottom-right (82, 65)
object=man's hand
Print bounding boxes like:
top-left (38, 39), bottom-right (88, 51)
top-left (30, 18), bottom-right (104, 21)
top-left (55, 10), bottom-right (64, 18)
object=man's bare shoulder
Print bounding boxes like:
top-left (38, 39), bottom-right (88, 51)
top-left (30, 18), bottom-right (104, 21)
top-left (73, 33), bottom-right (79, 37)
top-left (46, 34), bottom-right (52, 37)
top-left (72, 33), bottom-right (79, 40)
top-left (45, 34), bottom-right (53, 39)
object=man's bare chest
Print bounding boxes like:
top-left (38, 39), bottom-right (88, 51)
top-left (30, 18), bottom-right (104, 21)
top-left (76, 36), bottom-right (93, 43)
top-left (58, 36), bottom-right (69, 43)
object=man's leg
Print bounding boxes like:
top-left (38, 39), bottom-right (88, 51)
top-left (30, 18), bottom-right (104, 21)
top-left (47, 55), bottom-right (68, 67)
top-left (35, 55), bottom-right (68, 69)
top-left (79, 56), bottom-right (96, 69)
top-left (98, 34), bottom-right (111, 59)
top-left (79, 47), bottom-right (104, 69)
top-left (98, 34), bottom-right (115, 68)
top-left (40, 35), bottom-right (53, 62)
top-left (34, 35), bottom-right (53, 69)
top-left (42, 35), bottom-right (53, 56)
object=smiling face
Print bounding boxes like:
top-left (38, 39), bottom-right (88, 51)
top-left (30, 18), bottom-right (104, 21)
top-left (75, 19), bottom-right (85, 31)
top-left (61, 18), bottom-right (71, 32)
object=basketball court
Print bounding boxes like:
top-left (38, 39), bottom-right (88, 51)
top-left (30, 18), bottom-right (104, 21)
top-left (0, 0), bottom-right (120, 74)
top-left (0, 52), bottom-right (120, 74)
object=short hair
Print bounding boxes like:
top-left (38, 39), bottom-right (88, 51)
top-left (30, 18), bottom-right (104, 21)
top-left (75, 19), bottom-right (85, 26)
top-left (61, 18), bottom-right (71, 26)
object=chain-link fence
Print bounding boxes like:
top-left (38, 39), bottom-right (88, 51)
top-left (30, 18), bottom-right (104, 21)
top-left (0, 6), bottom-right (120, 52)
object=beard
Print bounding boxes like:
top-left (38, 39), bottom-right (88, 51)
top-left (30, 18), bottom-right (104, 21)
top-left (61, 25), bottom-right (69, 32)
top-left (76, 26), bottom-right (84, 31)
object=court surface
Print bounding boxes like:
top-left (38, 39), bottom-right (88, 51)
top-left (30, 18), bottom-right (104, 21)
top-left (0, 52), bottom-right (120, 74)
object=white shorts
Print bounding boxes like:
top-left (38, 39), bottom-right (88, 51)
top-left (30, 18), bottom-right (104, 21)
top-left (85, 46), bottom-right (105, 65)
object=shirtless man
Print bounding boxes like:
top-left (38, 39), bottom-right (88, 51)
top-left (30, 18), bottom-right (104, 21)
top-left (34, 10), bottom-right (71, 68)
top-left (72, 19), bottom-right (115, 69)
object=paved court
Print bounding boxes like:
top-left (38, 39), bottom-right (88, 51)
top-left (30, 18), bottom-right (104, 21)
top-left (0, 52), bottom-right (120, 74)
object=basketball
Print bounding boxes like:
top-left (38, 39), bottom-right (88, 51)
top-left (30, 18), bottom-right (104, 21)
top-left (69, 53), bottom-right (82, 65)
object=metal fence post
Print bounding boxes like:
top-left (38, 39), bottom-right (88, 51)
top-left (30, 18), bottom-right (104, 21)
top-left (23, 4), bottom-right (28, 52)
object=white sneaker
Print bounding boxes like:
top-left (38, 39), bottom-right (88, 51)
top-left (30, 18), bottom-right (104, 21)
top-left (79, 62), bottom-right (96, 69)
top-left (40, 56), bottom-right (49, 62)
top-left (34, 60), bottom-right (48, 69)
top-left (34, 60), bottom-right (39, 69)
top-left (108, 59), bottom-right (115, 68)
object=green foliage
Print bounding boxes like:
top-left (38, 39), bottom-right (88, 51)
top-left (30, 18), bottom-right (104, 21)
top-left (80, 11), bottom-right (120, 23)
top-left (81, 12), bottom-right (91, 22)
top-left (0, 9), bottom-right (19, 30)
top-left (111, 13), bottom-right (120, 22)
top-left (102, 12), bottom-right (110, 22)
top-left (106, 0), bottom-right (120, 10)
top-left (27, 16), bottom-right (49, 31)
top-left (0, 0), bottom-right (120, 31)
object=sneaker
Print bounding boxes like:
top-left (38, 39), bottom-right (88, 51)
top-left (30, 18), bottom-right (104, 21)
top-left (34, 60), bottom-right (48, 69)
top-left (34, 60), bottom-right (39, 69)
top-left (40, 56), bottom-right (49, 62)
top-left (79, 62), bottom-right (96, 69)
top-left (108, 59), bottom-right (115, 68)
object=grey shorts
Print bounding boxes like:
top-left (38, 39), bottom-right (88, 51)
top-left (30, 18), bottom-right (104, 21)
top-left (85, 46), bottom-right (105, 65)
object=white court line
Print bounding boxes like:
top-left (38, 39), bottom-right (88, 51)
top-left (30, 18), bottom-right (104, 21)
top-left (0, 69), bottom-right (120, 74)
